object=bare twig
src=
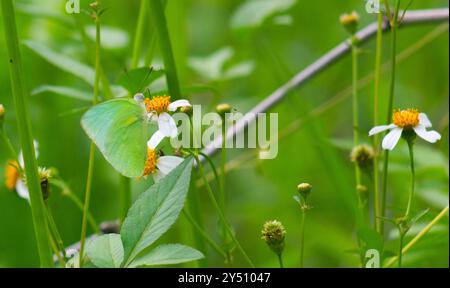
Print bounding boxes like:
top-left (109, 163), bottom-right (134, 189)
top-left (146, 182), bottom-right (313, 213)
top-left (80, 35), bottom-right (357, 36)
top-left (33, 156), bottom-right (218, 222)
top-left (202, 8), bottom-right (449, 159)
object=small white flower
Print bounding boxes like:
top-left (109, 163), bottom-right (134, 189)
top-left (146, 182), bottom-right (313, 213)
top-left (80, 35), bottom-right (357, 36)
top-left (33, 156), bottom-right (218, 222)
top-left (143, 131), bottom-right (184, 182)
top-left (5, 140), bottom-right (40, 202)
top-left (369, 109), bottom-right (441, 151)
top-left (143, 96), bottom-right (191, 138)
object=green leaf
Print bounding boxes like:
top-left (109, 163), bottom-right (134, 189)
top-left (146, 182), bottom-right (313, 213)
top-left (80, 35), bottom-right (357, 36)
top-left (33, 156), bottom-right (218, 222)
top-left (127, 244), bottom-right (204, 267)
top-left (85, 25), bottom-right (129, 50)
top-left (32, 85), bottom-right (92, 102)
top-left (121, 157), bottom-right (194, 266)
top-left (23, 40), bottom-right (95, 86)
top-left (81, 98), bottom-right (151, 177)
top-left (231, 0), bottom-right (297, 30)
top-left (16, 3), bottom-right (73, 27)
top-left (117, 67), bottom-right (165, 95)
top-left (87, 234), bottom-right (124, 268)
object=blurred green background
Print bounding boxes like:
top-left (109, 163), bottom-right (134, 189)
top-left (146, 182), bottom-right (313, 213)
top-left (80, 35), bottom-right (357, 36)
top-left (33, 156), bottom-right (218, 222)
top-left (0, 0), bottom-right (448, 268)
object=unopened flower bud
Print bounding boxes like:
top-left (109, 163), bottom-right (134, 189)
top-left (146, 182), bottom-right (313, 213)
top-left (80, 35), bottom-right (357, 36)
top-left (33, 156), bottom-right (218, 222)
top-left (90, 2), bottom-right (99, 11)
top-left (351, 144), bottom-right (375, 171)
top-left (216, 103), bottom-right (232, 117)
top-left (340, 11), bottom-right (359, 35)
top-left (297, 183), bottom-right (312, 201)
top-left (261, 220), bottom-right (286, 256)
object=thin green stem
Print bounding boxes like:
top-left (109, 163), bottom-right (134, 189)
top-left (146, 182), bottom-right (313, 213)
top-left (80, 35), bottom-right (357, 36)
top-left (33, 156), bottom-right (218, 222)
top-left (45, 204), bottom-right (66, 259)
top-left (182, 209), bottom-right (228, 260)
top-left (51, 179), bottom-right (99, 233)
top-left (220, 123), bottom-right (226, 209)
top-left (277, 253), bottom-right (284, 268)
top-left (0, 130), bottom-right (18, 160)
top-left (384, 206), bottom-right (449, 267)
top-left (73, 14), bottom-right (113, 100)
top-left (48, 229), bottom-right (65, 267)
top-left (381, 0), bottom-right (401, 235)
top-left (148, 0), bottom-right (182, 100)
top-left (373, 12), bottom-right (383, 234)
top-left (194, 155), bottom-right (255, 267)
top-left (1, 0), bottom-right (54, 267)
top-left (398, 231), bottom-right (404, 268)
top-left (79, 11), bottom-right (102, 266)
top-left (131, 0), bottom-right (148, 69)
top-left (405, 141), bottom-right (415, 218)
top-left (299, 208), bottom-right (306, 268)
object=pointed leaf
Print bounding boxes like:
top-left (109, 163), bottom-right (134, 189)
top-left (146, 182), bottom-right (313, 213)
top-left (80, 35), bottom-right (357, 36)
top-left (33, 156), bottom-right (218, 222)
top-left (87, 234), bottom-right (124, 268)
top-left (127, 244), bottom-right (204, 267)
top-left (32, 85), bottom-right (92, 102)
top-left (121, 157), bottom-right (194, 265)
top-left (117, 67), bottom-right (165, 95)
top-left (81, 98), bottom-right (150, 177)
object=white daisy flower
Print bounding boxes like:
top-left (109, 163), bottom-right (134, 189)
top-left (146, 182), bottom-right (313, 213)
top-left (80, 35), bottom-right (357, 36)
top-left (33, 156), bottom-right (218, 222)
top-left (369, 109), bottom-right (441, 151)
top-left (143, 95), bottom-right (191, 138)
top-left (5, 140), bottom-right (39, 202)
top-left (143, 131), bottom-right (184, 182)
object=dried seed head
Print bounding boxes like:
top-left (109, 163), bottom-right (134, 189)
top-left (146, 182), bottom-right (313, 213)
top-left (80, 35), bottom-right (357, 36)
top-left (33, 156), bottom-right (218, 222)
top-left (297, 183), bottom-right (312, 201)
top-left (38, 167), bottom-right (52, 200)
top-left (261, 220), bottom-right (286, 255)
top-left (350, 144), bottom-right (375, 171)
top-left (216, 103), bottom-right (232, 117)
top-left (340, 11), bottom-right (359, 35)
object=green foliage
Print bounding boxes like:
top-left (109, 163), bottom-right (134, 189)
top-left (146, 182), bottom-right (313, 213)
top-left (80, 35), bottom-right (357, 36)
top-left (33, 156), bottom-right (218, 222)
top-left (121, 157), bottom-right (195, 266)
top-left (87, 234), bottom-right (124, 268)
top-left (128, 244), bottom-right (204, 268)
top-left (117, 67), bottom-right (165, 95)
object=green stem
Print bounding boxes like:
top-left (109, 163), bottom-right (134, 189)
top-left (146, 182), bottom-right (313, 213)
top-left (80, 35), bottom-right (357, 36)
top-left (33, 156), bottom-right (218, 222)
top-left (148, 0), bottom-right (182, 100)
top-left (48, 229), bottom-right (65, 267)
top-left (45, 204), bottom-right (66, 259)
top-left (299, 208), bottom-right (306, 268)
top-left (277, 253), bottom-right (284, 268)
top-left (51, 179), bottom-right (99, 233)
top-left (0, 0), bottom-right (54, 267)
top-left (373, 12), bottom-right (383, 234)
top-left (398, 231), bottom-right (404, 268)
top-left (182, 209), bottom-right (228, 260)
top-left (194, 155), bottom-right (255, 267)
top-left (131, 0), bottom-right (148, 69)
top-left (220, 122), bottom-right (226, 209)
top-left (384, 206), bottom-right (449, 267)
top-left (405, 141), bottom-right (415, 218)
top-left (0, 130), bottom-right (18, 160)
top-left (381, 0), bottom-right (401, 235)
top-left (79, 11), bottom-right (102, 266)
top-left (73, 13), bottom-right (113, 100)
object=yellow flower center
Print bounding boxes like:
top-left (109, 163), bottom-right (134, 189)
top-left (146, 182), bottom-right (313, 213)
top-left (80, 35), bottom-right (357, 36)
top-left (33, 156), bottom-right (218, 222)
top-left (393, 109), bottom-right (420, 129)
top-left (5, 160), bottom-right (20, 190)
top-left (144, 96), bottom-right (171, 115)
top-left (143, 148), bottom-right (157, 176)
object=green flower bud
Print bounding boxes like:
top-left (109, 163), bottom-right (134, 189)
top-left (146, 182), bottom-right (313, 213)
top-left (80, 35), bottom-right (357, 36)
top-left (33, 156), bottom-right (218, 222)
top-left (261, 220), bottom-right (286, 256)
top-left (350, 144), bottom-right (375, 171)
top-left (297, 183), bottom-right (312, 201)
top-left (340, 11), bottom-right (359, 35)
top-left (216, 103), bottom-right (232, 117)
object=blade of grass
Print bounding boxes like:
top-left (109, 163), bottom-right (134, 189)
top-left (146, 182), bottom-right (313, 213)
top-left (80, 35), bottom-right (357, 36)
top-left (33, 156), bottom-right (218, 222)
top-left (148, 0), bottom-right (182, 100)
top-left (131, 0), bottom-right (149, 68)
top-left (0, 0), bottom-right (54, 267)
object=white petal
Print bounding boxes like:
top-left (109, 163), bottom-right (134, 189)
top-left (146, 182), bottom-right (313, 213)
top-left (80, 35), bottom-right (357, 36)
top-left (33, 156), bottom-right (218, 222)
top-left (16, 179), bottom-right (30, 202)
top-left (168, 99), bottom-right (191, 112)
top-left (156, 156), bottom-right (184, 175)
top-left (414, 125), bottom-right (441, 143)
top-left (148, 112), bottom-right (159, 122)
top-left (419, 113), bottom-right (432, 128)
top-left (147, 131), bottom-right (166, 150)
top-left (382, 128), bottom-right (403, 151)
top-left (369, 124), bottom-right (396, 136)
top-left (158, 112), bottom-right (178, 138)
top-left (18, 140), bottom-right (39, 168)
